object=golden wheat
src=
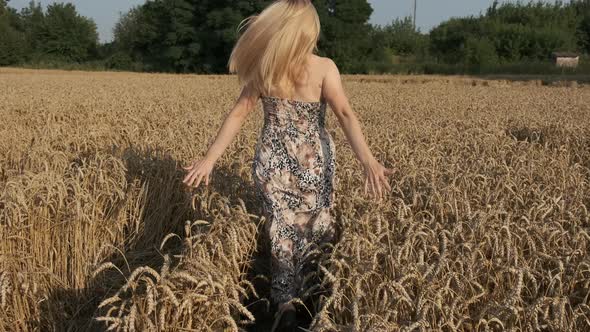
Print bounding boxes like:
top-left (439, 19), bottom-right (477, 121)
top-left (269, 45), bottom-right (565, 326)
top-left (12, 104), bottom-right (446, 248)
top-left (0, 68), bottom-right (589, 331)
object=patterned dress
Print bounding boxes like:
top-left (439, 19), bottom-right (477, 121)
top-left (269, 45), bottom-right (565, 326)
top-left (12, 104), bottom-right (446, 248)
top-left (252, 95), bottom-right (337, 304)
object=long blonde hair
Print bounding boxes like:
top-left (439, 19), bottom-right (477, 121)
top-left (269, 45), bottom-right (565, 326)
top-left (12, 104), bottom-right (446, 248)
top-left (228, 0), bottom-right (321, 98)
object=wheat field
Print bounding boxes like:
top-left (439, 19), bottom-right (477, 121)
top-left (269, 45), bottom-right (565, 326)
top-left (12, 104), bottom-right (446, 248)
top-left (0, 68), bottom-right (589, 331)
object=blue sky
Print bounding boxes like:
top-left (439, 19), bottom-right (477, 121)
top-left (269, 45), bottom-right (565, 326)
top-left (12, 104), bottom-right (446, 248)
top-left (9, 0), bottom-right (568, 42)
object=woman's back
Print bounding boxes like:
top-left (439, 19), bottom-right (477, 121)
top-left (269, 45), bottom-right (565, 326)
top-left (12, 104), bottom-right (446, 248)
top-left (264, 54), bottom-right (328, 103)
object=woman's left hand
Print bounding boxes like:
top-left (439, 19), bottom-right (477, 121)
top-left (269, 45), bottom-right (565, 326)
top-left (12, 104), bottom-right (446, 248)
top-left (363, 158), bottom-right (394, 201)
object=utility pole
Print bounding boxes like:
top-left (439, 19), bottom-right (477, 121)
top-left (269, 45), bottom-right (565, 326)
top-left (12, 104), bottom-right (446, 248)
top-left (413, 0), bottom-right (417, 31)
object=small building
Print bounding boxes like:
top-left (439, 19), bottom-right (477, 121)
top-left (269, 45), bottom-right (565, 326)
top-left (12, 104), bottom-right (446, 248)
top-left (552, 52), bottom-right (580, 68)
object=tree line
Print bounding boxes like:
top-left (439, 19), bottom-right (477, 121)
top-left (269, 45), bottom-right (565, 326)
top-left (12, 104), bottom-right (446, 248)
top-left (0, 0), bottom-right (97, 66)
top-left (1, 0), bottom-right (589, 74)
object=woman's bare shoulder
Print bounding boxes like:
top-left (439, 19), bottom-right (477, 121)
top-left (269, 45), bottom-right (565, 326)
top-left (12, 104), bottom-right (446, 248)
top-left (308, 55), bottom-right (338, 80)
top-left (309, 54), bottom-right (336, 68)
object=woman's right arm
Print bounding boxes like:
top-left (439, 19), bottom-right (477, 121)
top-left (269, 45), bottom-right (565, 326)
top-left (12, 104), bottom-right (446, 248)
top-left (322, 59), bottom-right (394, 200)
top-left (183, 84), bottom-right (259, 188)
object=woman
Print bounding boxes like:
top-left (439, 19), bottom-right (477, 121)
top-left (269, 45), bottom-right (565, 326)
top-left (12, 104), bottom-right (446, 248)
top-left (182, 0), bottom-right (393, 330)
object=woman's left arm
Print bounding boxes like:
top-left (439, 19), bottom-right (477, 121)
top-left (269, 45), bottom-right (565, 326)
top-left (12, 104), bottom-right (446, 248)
top-left (183, 85), bottom-right (259, 188)
top-left (322, 59), bottom-right (394, 201)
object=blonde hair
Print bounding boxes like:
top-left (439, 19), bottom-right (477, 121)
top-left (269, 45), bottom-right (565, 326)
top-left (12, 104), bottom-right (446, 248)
top-left (228, 0), bottom-right (321, 98)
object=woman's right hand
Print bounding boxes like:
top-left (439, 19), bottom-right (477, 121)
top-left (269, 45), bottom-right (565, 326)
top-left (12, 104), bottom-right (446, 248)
top-left (182, 159), bottom-right (215, 188)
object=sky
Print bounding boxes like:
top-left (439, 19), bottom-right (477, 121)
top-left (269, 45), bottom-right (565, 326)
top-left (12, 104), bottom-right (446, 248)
top-left (9, 0), bottom-right (568, 43)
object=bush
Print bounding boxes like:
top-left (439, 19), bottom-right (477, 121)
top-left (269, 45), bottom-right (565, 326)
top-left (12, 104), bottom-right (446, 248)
top-left (105, 52), bottom-right (143, 72)
top-left (404, 60), bottom-right (590, 76)
top-left (20, 58), bottom-right (107, 71)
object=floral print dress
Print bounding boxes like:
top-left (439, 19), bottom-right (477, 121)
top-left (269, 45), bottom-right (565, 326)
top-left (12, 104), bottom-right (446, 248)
top-left (252, 95), bottom-right (337, 304)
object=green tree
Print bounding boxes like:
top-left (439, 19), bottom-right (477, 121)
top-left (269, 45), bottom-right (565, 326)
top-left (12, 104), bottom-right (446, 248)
top-left (110, 7), bottom-right (148, 70)
top-left (40, 3), bottom-right (98, 62)
top-left (6, 0), bottom-right (379, 73)
top-left (381, 17), bottom-right (423, 56)
top-left (19, 1), bottom-right (44, 58)
top-left (465, 37), bottom-right (498, 66)
top-left (112, 0), bottom-right (273, 73)
top-left (0, 0), bottom-right (7, 14)
top-left (112, 0), bottom-right (393, 73)
top-left (579, 15), bottom-right (590, 53)
top-left (314, 0), bottom-right (374, 73)
top-left (430, 1), bottom-right (585, 66)
top-left (0, 0), bottom-right (26, 65)
top-left (575, 0), bottom-right (590, 54)
top-left (429, 17), bottom-right (482, 64)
